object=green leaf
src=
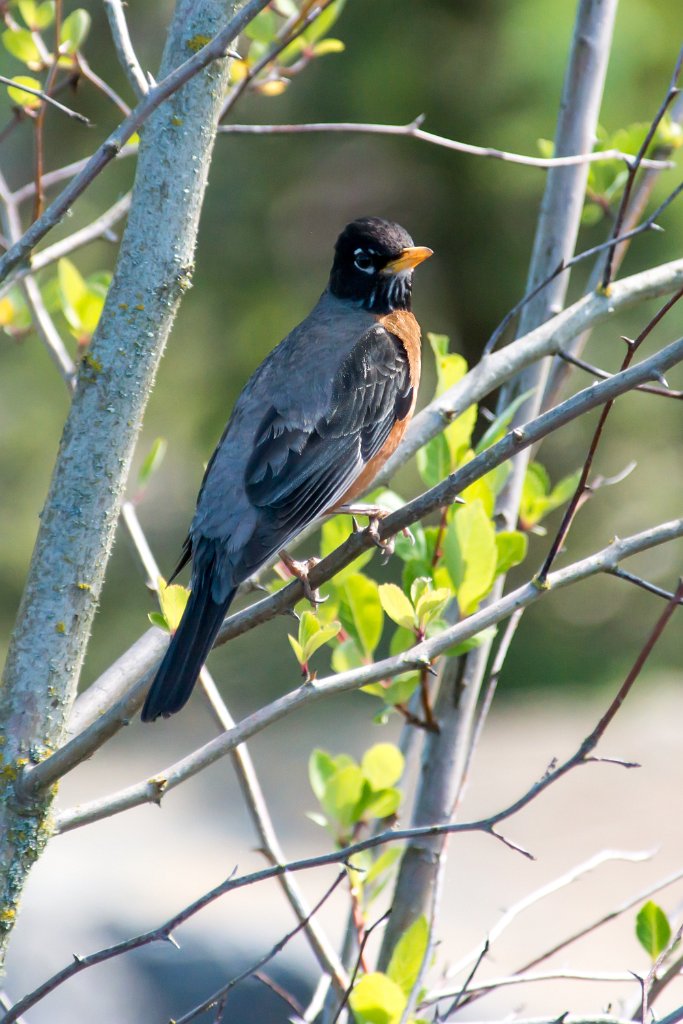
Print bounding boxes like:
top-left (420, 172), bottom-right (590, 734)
top-left (303, 0), bottom-right (346, 44)
top-left (340, 573), bottom-right (383, 657)
top-left (387, 916), bottom-right (429, 997)
top-left (474, 388), bottom-right (535, 453)
top-left (321, 763), bottom-right (364, 827)
top-left (147, 611), bottom-right (168, 631)
top-left (331, 636), bottom-right (365, 673)
top-left (137, 437), bottom-right (167, 491)
top-left (365, 847), bottom-right (402, 885)
top-left (358, 787), bottom-right (401, 820)
top-left (2, 27), bottom-right (41, 64)
top-left (288, 633), bottom-right (305, 665)
top-left (362, 743), bottom-right (404, 790)
top-left (444, 500), bottom-right (497, 614)
top-left (17, 1), bottom-right (54, 28)
top-left (378, 583), bottom-right (415, 630)
top-left (309, 749), bottom-right (338, 803)
top-left (416, 587), bottom-right (452, 628)
top-left (320, 514), bottom-right (374, 584)
top-left (59, 9), bottom-right (91, 53)
top-left (244, 8), bottom-right (277, 42)
top-left (636, 901), bottom-right (671, 960)
top-left (495, 531), bottom-right (528, 576)
top-left (6, 74), bottom-right (42, 108)
top-left (416, 431), bottom-right (451, 489)
top-left (349, 972), bottom-right (406, 1024)
top-left (364, 671), bottom-right (420, 707)
top-left (157, 577), bottom-right (190, 632)
top-left (312, 37), bottom-right (345, 56)
top-left (296, 609), bottom-right (340, 663)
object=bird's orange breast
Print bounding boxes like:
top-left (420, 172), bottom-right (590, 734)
top-left (337, 310), bottom-right (421, 504)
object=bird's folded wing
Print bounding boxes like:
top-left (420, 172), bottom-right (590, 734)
top-left (244, 325), bottom-right (413, 538)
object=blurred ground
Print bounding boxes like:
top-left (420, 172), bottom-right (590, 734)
top-left (5, 677), bottom-right (683, 1022)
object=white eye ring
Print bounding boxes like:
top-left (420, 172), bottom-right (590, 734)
top-left (354, 251), bottom-right (375, 274)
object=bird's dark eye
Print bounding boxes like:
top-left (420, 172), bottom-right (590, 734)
top-left (353, 251), bottom-right (375, 274)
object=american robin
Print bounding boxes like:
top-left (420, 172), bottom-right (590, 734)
top-left (142, 217), bottom-right (432, 721)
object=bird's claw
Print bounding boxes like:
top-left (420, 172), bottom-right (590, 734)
top-left (278, 551), bottom-right (326, 608)
top-left (365, 515), bottom-right (395, 564)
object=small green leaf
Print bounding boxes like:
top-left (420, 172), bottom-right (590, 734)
top-left (320, 514), bottom-right (374, 584)
top-left (349, 972), bottom-right (406, 1024)
top-left (2, 27), bottom-right (41, 64)
top-left (312, 37), bottom-right (345, 56)
top-left (365, 847), bottom-right (401, 885)
top-left (361, 743), bottom-right (404, 790)
top-left (244, 9), bottom-right (277, 42)
top-left (18, 0), bottom-right (54, 28)
top-left (288, 633), bottom-right (305, 665)
top-left (308, 749), bottom-right (337, 803)
top-left (157, 577), bottom-right (190, 632)
top-left (303, 0), bottom-right (346, 44)
top-left (340, 573), bottom-right (383, 657)
top-left (387, 915), bottom-right (429, 997)
top-left (331, 636), bottom-right (365, 673)
top-left (6, 74), bottom-right (42, 108)
top-left (444, 500), bottom-right (497, 614)
top-left (359, 787), bottom-right (401, 820)
top-left (474, 388), bottom-right (535, 453)
top-left (60, 9), bottom-right (91, 53)
top-left (416, 431), bottom-right (450, 489)
top-left (137, 437), bottom-right (167, 491)
top-left (378, 583), bottom-right (415, 630)
top-left (415, 587), bottom-right (452, 629)
top-left (495, 531), bottom-right (528, 576)
top-left (147, 611), bottom-right (168, 631)
top-left (636, 901), bottom-right (671, 960)
top-left (321, 763), bottom-right (364, 827)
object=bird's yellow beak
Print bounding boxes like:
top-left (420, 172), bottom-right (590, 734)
top-left (384, 246), bottom-right (433, 274)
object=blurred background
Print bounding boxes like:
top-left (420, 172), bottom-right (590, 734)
top-left (1, 0), bottom-right (682, 1021)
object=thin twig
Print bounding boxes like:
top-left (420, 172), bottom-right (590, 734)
top-left (171, 871), bottom-right (347, 1024)
top-left (218, 118), bottom-right (672, 171)
top-left (557, 348), bottom-right (683, 399)
top-left (9, 599), bottom-right (682, 1024)
top-left (0, 74), bottom-right (90, 124)
top-left (537, 285), bottom-right (683, 583)
top-left (49, 516), bottom-right (683, 830)
top-left (0, 0), bottom-right (266, 286)
top-left (120, 500), bottom-right (348, 994)
top-left (102, 0), bottom-right (149, 100)
top-left (28, 330), bottom-right (683, 798)
top-left (601, 46), bottom-right (683, 289)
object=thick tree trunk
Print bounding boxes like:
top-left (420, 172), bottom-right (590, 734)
top-left (0, 0), bottom-right (237, 966)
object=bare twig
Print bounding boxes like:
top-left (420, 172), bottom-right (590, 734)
top-left (9, 604), bottom-right (682, 1024)
top-left (0, 0), bottom-right (266, 286)
top-left (218, 118), bottom-right (672, 171)
top-left (608, 567), bottom-right (683, 604)
top-left (25, 333), bottom-right (683, 799)
top-left (447, 849), bottom-right (654, 978)
top-left (49, 517), bottom-right (683, 829)
top-left (537, 285), bottom-right (683, 583)
top-left (172, 871), bottom-right (347, 1024)
top-left (557, 348), bottom-right (683, 399)
top-left (32, 0), bottom-right (63, 222)
top-left (0, 74), bottom-right (90, 124)
top-left (120, 500), bottom-right (348, 994)
top-left (601, 46), bottom-right (683, 289)
top-left (102, 0), bottom-right (149, 100)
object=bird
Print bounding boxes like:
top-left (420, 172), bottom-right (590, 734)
top-left (141, 217), bottom-right (432, 721)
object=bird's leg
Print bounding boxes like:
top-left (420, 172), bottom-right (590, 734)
top-left (335, 502), bottom-right (414, 562)
top-left (278, 549), bottom-right (326, 607)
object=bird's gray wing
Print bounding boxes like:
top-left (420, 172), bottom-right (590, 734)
top-left (237, 324), bottom-right (412, 573)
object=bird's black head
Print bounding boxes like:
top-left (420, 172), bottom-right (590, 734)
top-left (328, 217), bottom-right (432, 314)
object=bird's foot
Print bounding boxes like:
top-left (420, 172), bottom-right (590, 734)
top-left (336, 503), bottom-right (400, 564)
top-left (278, 550), bottom-right (326, 607)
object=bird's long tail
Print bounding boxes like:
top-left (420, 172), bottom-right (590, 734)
top-left (141, 579), bottom-right (236, 722)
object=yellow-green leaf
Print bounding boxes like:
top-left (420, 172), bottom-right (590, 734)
top-left (137, 437), bottom-right (167, 490)
top-left (341, 573), bottom-right (383, 656)
top-left (308, 748), bottom-right (337, 803)
top-left (2, 28), bottom-right (41, 65)
top-left (157, 577), bottom-right (190, 632)
top-left (320, 514), bottom-right (374, 584)
top-left (6, 74), bottom-right (42, 108)
top-left (321, 763), bottom-right (364, 826)
top-left (636, 900), bottom-right (671, 960)
top-left (378, 583), bottom-right (415, 630)
top-left (495, 531), bottom-right (528, 576)
top-left (387, 915), bottom-right (429, 997)
top-left (288, 633), bottom-right (305, 664)
top-left (361, 743), bottom-right (404, 790)
top-left (312, 37), bottom-right (345, 56)
top-left (444, 500), bottom-right (497, 614)
top-left (60, 9), bottom-right (91, 53)
top-left (349, 972), bottom-right (406, 1024)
